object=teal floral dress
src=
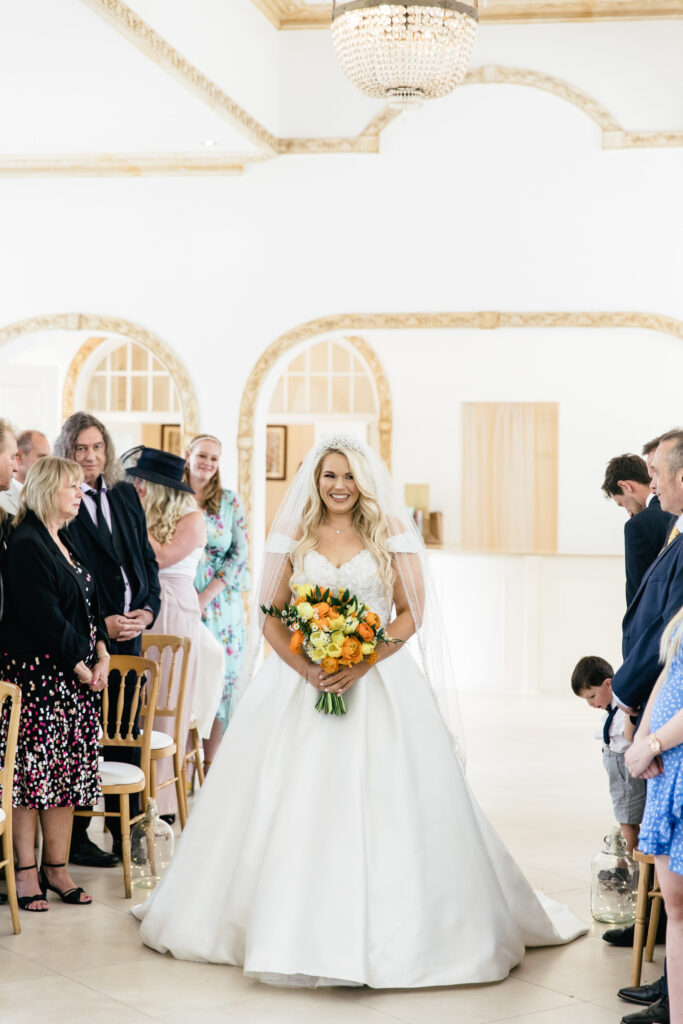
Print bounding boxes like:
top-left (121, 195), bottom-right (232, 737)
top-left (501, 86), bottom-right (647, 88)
top-left (195, 490), bottom-right (250, 730)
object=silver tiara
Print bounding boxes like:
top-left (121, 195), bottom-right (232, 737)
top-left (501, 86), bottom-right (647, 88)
top-left (316, 434), bottom-right (367, 456)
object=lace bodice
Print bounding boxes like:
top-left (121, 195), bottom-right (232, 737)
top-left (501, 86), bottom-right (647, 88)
top-left (292, 549), bottom-right (393, 626)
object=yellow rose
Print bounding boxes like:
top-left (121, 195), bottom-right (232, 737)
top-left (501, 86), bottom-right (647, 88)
top-left (296, 602), bottom-right (315, 622)
top-left (309, 647), bottom-right (325, 662)
top-left (328, 615), bottom-right (345, 632)
top-left (361, 642), bottom-right (375, 656)
top-left (343, 617), bottom-right (359, 635)
top-left (310, 631), bottom-right (327, 648)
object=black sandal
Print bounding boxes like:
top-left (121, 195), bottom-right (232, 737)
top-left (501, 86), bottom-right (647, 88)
top-left (39, 861), bottom-right (92, 905)
top-left (15, 864), bottom-right (48, 912)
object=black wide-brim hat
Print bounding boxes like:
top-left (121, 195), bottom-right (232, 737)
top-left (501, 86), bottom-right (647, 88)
top-left (126, 447), bottom-right (194, 493)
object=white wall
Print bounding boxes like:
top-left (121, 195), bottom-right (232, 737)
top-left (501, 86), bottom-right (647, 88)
top-left (1, 20), bottom-right (683, 563)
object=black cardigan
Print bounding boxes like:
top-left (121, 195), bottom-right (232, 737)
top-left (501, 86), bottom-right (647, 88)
top-left (0, 509), bottom-right (108, 672)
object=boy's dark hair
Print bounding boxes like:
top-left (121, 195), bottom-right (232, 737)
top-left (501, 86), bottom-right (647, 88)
top-left (601, 454), bottom-right (650, 497)
top-left (571, 655), bottom-right (614, 695)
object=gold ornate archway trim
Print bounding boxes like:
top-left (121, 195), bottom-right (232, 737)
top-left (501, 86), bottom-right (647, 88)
top-left (0, 312), bottom-right (199, 438)
top-left (237, 309), bottom-right (683, 526)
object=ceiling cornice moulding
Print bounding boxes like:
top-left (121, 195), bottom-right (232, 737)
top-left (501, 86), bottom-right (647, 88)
top-left (252, 0), bottom-right (683, 28)
top-left (0, 153), bottom-right (248, 177)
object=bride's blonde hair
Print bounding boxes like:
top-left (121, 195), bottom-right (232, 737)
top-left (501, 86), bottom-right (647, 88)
top-left (143, 480), bottom-right (197, 544)
top-left (290, 444), bottom-right (393, 590)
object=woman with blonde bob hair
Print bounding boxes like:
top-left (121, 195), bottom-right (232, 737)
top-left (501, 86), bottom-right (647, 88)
top-left (0, 456), bottom-right (109, 911)
top-left (127, 448), bottom-right (206, 821)
top-left (626, 606), bottom-right (683, 1024)
top-left (134, 435), bottom-right (585, 986)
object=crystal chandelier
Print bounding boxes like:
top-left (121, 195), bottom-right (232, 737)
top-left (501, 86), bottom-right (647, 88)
top-left (331, 0), bottom-right (478, 111)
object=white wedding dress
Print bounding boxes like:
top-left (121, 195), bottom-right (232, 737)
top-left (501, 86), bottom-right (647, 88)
top-left (133, 546), bottom-right (585, 988)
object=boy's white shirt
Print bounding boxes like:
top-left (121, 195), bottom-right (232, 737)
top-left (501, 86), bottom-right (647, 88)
top-left (594, 699), bottom-right (631, 753)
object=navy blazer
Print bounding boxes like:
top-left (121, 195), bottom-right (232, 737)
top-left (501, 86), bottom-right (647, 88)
top-left (65, 480), bottom-right (161, 623)
top-left (612, 529), bottom-right (683, 711)
top-left (624, 495), bottom-right (674, 606)
top-left (0, 509), bottom-right (108, 672)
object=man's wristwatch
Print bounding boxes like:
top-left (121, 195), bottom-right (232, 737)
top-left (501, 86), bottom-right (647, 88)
top-left (648, 733), bottom-right (663, 756)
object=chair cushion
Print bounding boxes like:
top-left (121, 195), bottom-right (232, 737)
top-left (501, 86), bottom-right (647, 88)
top-left (139, 729), bottom-right (174, 751)
top-left (99, 762), bottom-right (145, 787)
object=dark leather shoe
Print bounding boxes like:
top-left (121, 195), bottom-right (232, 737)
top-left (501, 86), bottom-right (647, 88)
top-left (69, 836), bottom-right (119, 868)
top-left (604, 914), bottom-right (667, 947)
top-left (621, 997), bottom-right (669, 1024)
top-left (618, 978), bottom-right (664, 1006)
top-left (604, 923), bottom-right (636, 946)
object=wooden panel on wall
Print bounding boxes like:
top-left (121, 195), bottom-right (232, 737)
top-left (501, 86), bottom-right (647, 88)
top-left (462, 402), bottom-right (558, 553)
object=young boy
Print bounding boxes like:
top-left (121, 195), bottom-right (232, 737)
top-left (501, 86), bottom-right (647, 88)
top-left (571, 654), bottom-right (646, 853)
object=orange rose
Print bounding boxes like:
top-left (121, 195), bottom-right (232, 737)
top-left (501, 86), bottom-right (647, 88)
top-left (321, 656), bottom-right (339, 674)
top-left (340, 636), bottom-right (363, 666)
top-left (357, 622), bottom-right (374, 642)
top-left (289, 629), bottom-right (304, 654)
top-left (366, 651), bottom-right (378, 665)
top-left (294, 596), bottom-right (306, 606)
top-left (313, 602), bottom-right (331, 617)
top-left (365, 612), bottom-right (381, 630)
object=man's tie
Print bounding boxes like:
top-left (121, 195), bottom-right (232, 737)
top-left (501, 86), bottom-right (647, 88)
top-left (603, 705), bottom-right (618, 746)
top-left (88, 489), bottom-right (112, 546)
top-left (666, 524), bottom-right (680, 546)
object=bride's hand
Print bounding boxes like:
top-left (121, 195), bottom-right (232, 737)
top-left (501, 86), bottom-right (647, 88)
top-left (321, 661), bottom-right (371, 695)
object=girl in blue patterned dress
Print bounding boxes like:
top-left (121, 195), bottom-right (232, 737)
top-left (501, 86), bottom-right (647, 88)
top-left (185, 435), bottom-right (250, 768)
top-left (626, 609), bottom-right (683, 1024)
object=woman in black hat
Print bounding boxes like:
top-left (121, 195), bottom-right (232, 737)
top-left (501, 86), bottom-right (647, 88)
top-left (127, 448), bottom-right (206, 820)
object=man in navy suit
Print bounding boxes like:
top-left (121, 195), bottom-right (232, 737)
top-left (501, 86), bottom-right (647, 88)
top-left (612, 430), bottom-right (683, 716)
top-left (602, 452), bottom-right (673, 606)
top-left (54, 412), bottom-right (161, 866)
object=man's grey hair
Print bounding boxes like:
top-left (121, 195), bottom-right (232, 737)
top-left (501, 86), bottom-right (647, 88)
top-left (54, 412), bottom-right (123, 488)
top-left (657, 428), bottom-right (683, 478)
top-left (17, 429), bottom-right (47, 457)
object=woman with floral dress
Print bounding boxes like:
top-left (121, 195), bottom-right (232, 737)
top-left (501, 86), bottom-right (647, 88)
top-left (626, 606), bottom-right (683, 1024)
top-left (0, 457), bottom-right (109, 911)
top-left (184, 435), bottom-right (250, 768)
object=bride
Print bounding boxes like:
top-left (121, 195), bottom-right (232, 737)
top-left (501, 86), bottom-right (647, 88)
top-left (133, 435), bottom-right (585, 988)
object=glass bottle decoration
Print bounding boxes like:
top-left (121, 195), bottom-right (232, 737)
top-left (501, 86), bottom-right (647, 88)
top-left (130, 797), bottom-right (175, 891)
top-left (591, 827), bottom-right (639, 924)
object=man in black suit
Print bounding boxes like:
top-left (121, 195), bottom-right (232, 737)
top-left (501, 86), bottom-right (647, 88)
top-left (54, 412), bottom-right (160, 867)
top-left (602, 452), bottom-right (673, 606)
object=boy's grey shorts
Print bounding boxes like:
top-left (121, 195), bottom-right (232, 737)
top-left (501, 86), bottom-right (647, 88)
top-left (602, 747), bottom-right (646, 825)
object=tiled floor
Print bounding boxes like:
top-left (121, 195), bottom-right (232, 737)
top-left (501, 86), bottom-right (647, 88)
top-left (0, 692), bottom-right (662, 1023)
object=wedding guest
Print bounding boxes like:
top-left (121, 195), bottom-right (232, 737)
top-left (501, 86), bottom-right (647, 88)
top-left (54, 412), bottom-right (160, 865)
top-left (184, 434), bottom-right (250, 768)
top-left (0, 457), bottom-right (109, 911)
top-left (0, 419), bottom-right (18, 617)
top-left (602, 453), bottom-right (673, 606)
top-left (127, 448), bottom-right (205, 819)
top-left (0, 429), bottom-right (50, 516)
top-left (571, 655), bottom-right (645, 854)
top-left (624, 602), bottom-right (683, 1024)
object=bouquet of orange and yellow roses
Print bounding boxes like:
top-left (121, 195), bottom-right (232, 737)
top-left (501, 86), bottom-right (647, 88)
top-left (261, 583), bottom-right (400, 715)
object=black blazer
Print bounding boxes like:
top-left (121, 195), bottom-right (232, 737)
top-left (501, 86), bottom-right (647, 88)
top-left (0, 509), bottom-right (108, 672)
top-left (65, 480), bottom-right (160, 623)
top-left (624, 495), bottom-right (674, 606)
top-left (612, 529), bottom-right (683, 711)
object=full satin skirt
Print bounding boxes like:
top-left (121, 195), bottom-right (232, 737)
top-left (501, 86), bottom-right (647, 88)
top-left (133, 648), bottom-right (585, 988)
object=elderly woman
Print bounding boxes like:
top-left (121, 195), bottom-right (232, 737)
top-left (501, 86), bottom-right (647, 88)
top-left (127, 448), bottom-right (205, 820)
top-left (0, 457), bottom-right (109, 911)
top-left (184, 434), bottom-right (250, 768)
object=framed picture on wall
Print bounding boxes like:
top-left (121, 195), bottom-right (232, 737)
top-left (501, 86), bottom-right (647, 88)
top-left (266, 425), bottom-right (287, 480)
top-left (161, 423), bottom-right (182, 456)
